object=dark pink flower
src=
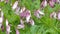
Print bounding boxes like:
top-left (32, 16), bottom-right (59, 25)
top-left (49, 1), bottom-right (55, 8)
top-left (57, 0), bottom-right (60, 4)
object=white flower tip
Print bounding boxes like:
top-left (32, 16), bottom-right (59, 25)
top-left (12, 1), bottom-right (18, 10)
top-left (26, 15), bottom-right (31, 23)
top-left (6, 19), bottom-right (9, 26)
top-left (0, 17), bottom-right (3, 23)
top-left (38, 10), bottom-right (44, 15)
top-left (50, 12), bottom-right (56, 18)
top-left (17, 24), bottom-right (24, 29)
top-left (0, 0), bottom-right (4, 2)
top-left (1, 12), bottom-right (4, 17)
top-left (20, 7), bottom-right (26, 13)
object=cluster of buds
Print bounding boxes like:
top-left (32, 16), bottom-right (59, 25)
top-left (19, 7), bottom-right (35, 26)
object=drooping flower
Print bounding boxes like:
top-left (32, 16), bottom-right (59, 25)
top-left (12, 1), bottom-right (18, 10)
top-left (15, 6), bottom-right (20, 15)
top-left (41, 0), bottom-right (47, 8)
top-left (6, 19), bottom-right (10, 34)
top-left (16, 29), bottom-right (20, 34)
top-left (34, 9), bottom-right (44, 18)
top-left (17, 19), bottom-right (24, 29)
top-left (20, 7), bottom-right (26, 13)
top-left (57, 0), bottom-right (60, 4)
top-left (1, 25), bottom-right (4, 32)
top-left (20, 8), bottom-right (31, 22)
top-left (25, 10), bottom-right (31, 22)
top-left (0, 11), bottom-right (3, 28)
top-left (6, 25), bottom-right (10, 34)
top-left (50, 12), bottom-right (56, 18)
top-left (0, 0), bottom-right (4, 2)
top-left (17, 24), bottom-right (24, 29)
top-left (29, 19), bottom-right (35, 26)
top-left (57, 11), bottom-right (60, 20)
top-left (49, 0), bottom-right (55, 8)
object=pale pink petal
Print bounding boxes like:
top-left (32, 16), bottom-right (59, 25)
top-left (6, 25), bottom-right (10, 34)
top-left (29, 19), bottom-right (35, 26)
top-left (15, 6), bottom-right (20, 15)
top-left (50, 12), bottom-right (56, 18)
top-left (20, 19), bottom-right (24, 24)
top-left (16, 29), bottom-right (20, 34)
top-left (58, 12), bottom-right (60, 20)
top-left (41, 0), bottom-right (47, 8)
top-left (49, 1), bottom-right (55, 8)
top-left (0, 11), bottom-right (3, 28)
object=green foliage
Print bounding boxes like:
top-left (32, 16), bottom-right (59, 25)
top-left (0, 0), bottom-right (60, 34)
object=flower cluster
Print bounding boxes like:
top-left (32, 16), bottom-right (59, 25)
top-left (0, 0), bottom-right (60, 34)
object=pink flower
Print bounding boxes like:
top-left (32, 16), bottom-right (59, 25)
top-left (29, 19), bottom-right (35, 26)
top-left (5, 0), bottom-right (9, 3)
top-left (6, 19), bottom-right (11, 34)
top-left (57, 11), bottom-right (60, 20)
top-left (49, 0), bottom-right (55, 8)
top-left (57, 0), bottom-right (60, 4)
top-left (50, 12), bottom-right (56, 18)
top-left (0, 11), bottom-right (3, 28)
top-left (15, 6), bottom-right (20, 15)
top-left (34, 10), bottom-right (44, 18)
top-left (6, 25), bottom-right (10, 34)
top-left (1, 25), bottom-right (4, 32)
top-left (16, 29), bottom-right (20, 34)
top-left (41, 0), bottom-right (47, 8)
top-left (52, 0), bottom-right (56, 2)
top-left (20, 9), bottom-right (31, 22)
